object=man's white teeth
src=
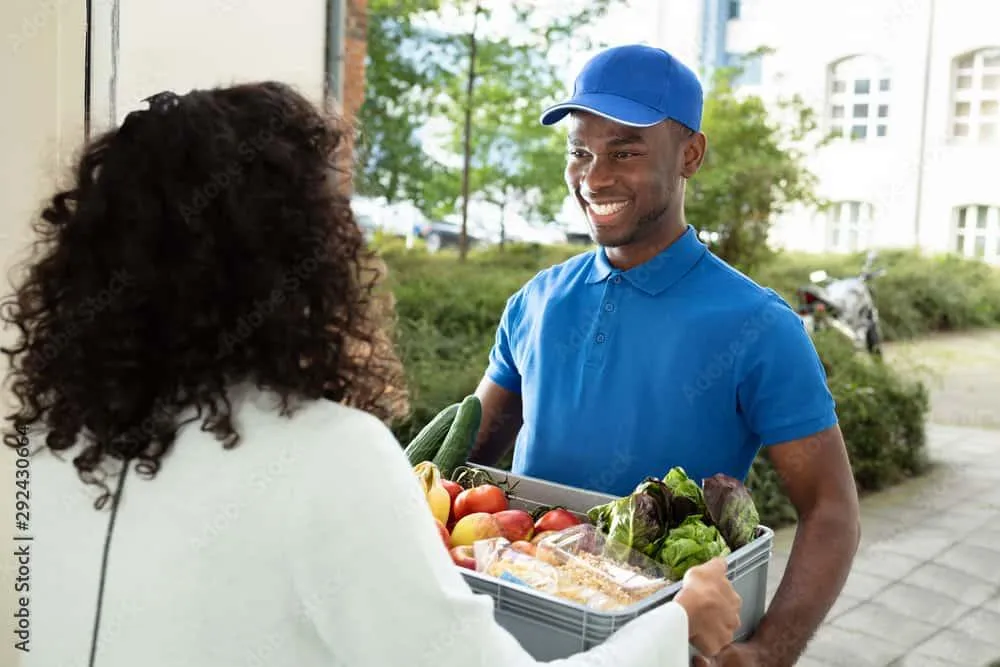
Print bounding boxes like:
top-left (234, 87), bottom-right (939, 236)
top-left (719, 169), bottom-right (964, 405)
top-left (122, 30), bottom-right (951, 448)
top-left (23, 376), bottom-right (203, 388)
top-left (590, 201), bottom-right (629, 216)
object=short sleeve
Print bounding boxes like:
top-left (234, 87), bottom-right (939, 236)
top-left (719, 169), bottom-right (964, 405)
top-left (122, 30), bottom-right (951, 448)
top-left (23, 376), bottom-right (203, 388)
top-left (735, 293), bottom-right (839, 446)
top-left (485, 289), bottom-right (525, 394)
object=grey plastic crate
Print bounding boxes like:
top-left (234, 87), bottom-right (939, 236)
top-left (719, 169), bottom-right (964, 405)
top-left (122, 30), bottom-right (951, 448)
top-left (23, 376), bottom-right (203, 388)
top-left (457, 465), bottom-right (774, 661)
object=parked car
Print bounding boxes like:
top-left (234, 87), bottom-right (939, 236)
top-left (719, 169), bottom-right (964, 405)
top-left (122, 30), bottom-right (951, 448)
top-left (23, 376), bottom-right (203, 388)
top-left (564, 231), bottom-right (595, 246)
top-left (415, 221), bottom-right (490, 253)
top-left (356, 212), bottom-right (379, 242)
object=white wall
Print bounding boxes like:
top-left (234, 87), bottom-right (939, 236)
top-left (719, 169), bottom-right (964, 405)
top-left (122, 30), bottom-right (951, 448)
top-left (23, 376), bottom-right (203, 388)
top-left (659, 0), bottom-right (1000, 263)
top-left (917, 0), bottom-right (1000, 257)
top-left (652, 0), bottom-right (704, 75)
top-left (91, 0), bottom-right (328, 134)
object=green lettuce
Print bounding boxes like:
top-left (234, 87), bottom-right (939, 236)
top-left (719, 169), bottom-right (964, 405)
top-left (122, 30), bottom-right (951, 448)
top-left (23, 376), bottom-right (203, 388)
top-left (656, 515), bottom-right (731, 581)
top-left (587, 477), bottom-right (671, 558)
top-left (703, 473), bottom-right (760, 551)
top-left (662, 466), bottom-right (706, 522)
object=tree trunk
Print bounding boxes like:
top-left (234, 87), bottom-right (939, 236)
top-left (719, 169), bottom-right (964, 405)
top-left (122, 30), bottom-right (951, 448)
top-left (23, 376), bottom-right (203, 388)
top-left (458, 1), bottom-right (481, 262)
top-left (499, 199), bottom-right (507, 251)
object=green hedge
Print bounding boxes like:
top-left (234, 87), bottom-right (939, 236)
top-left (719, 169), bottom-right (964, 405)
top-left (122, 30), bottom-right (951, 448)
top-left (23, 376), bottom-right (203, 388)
top-left (376, 237), bottom-right (994, 529)
top-left (746, 331), bottom-right (930, 527)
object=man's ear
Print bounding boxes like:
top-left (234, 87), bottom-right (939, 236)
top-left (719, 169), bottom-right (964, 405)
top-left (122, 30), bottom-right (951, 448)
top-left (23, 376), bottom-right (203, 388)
top-left (681, 132), bottom-right (708, 178)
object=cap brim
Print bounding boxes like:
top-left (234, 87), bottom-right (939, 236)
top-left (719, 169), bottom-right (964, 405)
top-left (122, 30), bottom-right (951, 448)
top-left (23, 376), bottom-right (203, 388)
top-left (539, 92), bottom-right (667, 127)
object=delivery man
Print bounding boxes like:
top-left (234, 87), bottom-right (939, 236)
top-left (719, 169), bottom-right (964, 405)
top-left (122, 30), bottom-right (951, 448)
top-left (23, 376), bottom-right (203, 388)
top-left (469, 44), bottom-right (861, 667)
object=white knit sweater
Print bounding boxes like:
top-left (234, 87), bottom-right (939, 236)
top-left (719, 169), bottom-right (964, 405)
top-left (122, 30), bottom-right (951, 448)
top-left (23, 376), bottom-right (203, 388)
top-left (20, 384), bottom-right (689, 666)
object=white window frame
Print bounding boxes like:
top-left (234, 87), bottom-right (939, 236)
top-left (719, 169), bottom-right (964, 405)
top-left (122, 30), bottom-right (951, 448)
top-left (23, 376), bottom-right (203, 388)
top-left (826, 55), bottom-right (891, 142)
top-left (826, 201), bottom-right (874, 253)
top-left (950, 48), bottom-right (1000, 144)
top-left (953, 204), bottom-right (1000, 264)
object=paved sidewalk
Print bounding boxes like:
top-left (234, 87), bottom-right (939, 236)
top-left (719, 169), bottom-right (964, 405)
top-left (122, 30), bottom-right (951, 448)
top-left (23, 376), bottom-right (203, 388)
top-left (766, 424), bottom-right (1000, 666)
top-left (884, 330), bottom-right (1000, 430)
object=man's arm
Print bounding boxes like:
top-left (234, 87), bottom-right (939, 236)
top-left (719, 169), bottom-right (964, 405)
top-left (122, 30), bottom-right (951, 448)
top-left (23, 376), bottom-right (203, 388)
top-left (715, 295), bottom-right (861, 666)
top-left (469, 287), bottom-right (527, 467)
top-left (736, 425), bottom-right (861, 666)
top-left (467, 377), bottom-right (523, 467)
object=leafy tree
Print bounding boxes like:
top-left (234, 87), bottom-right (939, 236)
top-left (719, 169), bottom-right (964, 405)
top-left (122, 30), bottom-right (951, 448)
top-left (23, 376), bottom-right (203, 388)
top-left (356, 0), bottom-right (625, 254)
top-left (353, 0), bottom-right (454, 214)
top-left (438, 38), bottom-right (566, 248)
top-left (437, 0), bottom-right (623, 258)
top-left (687, 56), bottom-right (827, 272)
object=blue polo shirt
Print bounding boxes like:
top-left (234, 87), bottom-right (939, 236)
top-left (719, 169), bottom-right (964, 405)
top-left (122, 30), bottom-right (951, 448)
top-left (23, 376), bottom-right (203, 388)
top-left (486, 226), bottom-right (838, 497)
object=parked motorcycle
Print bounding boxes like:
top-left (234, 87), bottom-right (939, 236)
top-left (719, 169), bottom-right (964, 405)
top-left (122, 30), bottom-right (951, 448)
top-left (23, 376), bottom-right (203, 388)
top-left (794, 250), bottom-right (887, 356)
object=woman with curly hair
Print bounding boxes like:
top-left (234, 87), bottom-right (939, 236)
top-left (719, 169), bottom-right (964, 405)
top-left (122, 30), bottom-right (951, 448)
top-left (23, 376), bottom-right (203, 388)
top-left (2, 82), bottom-right (738, 667)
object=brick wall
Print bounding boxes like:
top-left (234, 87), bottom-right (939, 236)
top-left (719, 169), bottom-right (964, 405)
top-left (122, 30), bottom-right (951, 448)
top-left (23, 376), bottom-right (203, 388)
top-left (333, 0), bottom-right (367, 193)
top-left (335, 0), bottom-right (409, 414)
top-left (343, 0), bottom-right (367, 123)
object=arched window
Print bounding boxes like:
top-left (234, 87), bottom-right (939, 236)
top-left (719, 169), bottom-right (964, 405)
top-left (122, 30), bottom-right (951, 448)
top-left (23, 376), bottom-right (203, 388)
top-left (826, 201), bottom-right (873, 253)
top-left (951, 48), bottom-right (1000, 142)
top-left (953, 204), bottom-right (1000, 263)
top-left (827, 55), bottom-right (891, 141)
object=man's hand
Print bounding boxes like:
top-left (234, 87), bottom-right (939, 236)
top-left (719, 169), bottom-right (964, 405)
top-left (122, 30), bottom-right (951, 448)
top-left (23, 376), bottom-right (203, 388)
top-left (730, 425), bottom-right (861, 666)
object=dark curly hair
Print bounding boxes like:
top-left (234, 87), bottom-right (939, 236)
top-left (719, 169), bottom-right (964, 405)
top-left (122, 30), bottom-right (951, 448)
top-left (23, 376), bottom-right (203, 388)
top-left (1, 81), bottom-right (409, 505)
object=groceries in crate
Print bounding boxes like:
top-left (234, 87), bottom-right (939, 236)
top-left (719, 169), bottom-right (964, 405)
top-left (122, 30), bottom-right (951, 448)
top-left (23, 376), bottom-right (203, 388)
top-left (473, 524), bottom-right (673, 611)
top-left (406, 394), bottom-right (760, 582)
top-left (586, 467), bottom-right (761, 581)
top-left (412, 458), bottom-right (585, 563)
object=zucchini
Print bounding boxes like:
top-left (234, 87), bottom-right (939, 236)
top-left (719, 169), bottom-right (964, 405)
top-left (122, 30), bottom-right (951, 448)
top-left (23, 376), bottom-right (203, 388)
top-left (432, 394), bottom-right (483, 479)
top-left (404, 402), bottom-right (460, 465)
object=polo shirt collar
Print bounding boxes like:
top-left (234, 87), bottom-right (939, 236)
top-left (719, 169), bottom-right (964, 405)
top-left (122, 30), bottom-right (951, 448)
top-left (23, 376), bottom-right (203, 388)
top-left (585, 225), bottom-right (708, 295)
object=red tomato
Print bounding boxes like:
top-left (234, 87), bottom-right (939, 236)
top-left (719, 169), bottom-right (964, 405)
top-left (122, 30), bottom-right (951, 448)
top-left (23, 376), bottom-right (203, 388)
top-left (534, 508), bottom-right (582, 534)
top-left (453, 484), bottom-right (509, 521)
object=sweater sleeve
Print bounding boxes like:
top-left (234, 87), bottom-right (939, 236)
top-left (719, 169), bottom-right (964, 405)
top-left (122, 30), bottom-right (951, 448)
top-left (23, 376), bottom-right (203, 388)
top-left (285, 408), bottom-right (691, 667)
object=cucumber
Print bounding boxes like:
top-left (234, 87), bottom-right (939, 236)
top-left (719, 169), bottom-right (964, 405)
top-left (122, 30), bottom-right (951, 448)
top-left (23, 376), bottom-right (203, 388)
top-left (432, 394), bottom-right (483, 480)
top-left (404, 402), bottom-right (460, 465)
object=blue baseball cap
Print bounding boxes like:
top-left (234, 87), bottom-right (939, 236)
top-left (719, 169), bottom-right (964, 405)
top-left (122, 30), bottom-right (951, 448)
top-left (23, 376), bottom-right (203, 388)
top-left (539, 44), bottom-right (704, 132)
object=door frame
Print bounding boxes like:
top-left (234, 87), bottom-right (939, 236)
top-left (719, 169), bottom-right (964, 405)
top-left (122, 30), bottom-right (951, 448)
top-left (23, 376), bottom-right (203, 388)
top-left (86, 0), bottom-right (120, 139)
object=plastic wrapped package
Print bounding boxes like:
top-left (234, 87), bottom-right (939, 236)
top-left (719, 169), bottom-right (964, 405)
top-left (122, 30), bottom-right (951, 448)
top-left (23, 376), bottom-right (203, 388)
top-left (473, 538), bottom-right (561, 595)
top-left (473, 525), bottom-right (673, 611)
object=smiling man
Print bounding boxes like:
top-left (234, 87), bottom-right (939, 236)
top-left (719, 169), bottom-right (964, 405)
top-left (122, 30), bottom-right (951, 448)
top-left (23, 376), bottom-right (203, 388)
top-left (468, 45), bottom-right (861, 666)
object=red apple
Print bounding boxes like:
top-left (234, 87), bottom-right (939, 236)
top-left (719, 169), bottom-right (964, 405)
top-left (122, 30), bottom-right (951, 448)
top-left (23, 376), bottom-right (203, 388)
top-left (435, 519), bottom-right (450, 551)
top-left (453, 484), bottom-right (509, 521)
top-left (450, 512), bottom-right (504, 548)
top-left (450, 545), bottom-right (477, 570)
top-left (493, 509), bottom-right (535, 543)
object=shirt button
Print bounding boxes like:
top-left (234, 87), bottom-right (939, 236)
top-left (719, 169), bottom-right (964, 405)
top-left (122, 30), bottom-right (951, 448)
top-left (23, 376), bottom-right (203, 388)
top-left (604, 303), bottom-right (615, 312)
top-left (612, 275), bottom-right (622, 284)
top-left (595, 333), bottom-right (606, 343)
